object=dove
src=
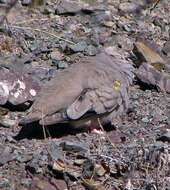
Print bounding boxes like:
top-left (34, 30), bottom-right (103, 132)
top-left (20, 51), bottom-right (134, 127)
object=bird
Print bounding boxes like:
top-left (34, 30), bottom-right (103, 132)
top-left (19, 50), bottom-right (134, 128)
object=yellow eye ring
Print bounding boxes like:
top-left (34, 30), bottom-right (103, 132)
top-left (113, 80), bottom-right (121, 91)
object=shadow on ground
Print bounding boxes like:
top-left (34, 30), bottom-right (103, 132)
top-left (14, 122), bottom-right (115, 140)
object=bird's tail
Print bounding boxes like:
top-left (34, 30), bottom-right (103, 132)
top-left (19, 111), bottom-right (41, 125)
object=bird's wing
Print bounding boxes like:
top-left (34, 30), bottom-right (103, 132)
top-left (20, 64), bottom-right (87, 124)
top-left (66, 56), bottom-right (132, 121)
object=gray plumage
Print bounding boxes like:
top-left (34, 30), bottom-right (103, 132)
top-left (20, 52), bottom-right (134, 126)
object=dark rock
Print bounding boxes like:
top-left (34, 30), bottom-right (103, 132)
top-left (0, 0), bottom-right (7, 4)
top-left (50, 49), bottom-right (64, 61)
top-left (46, 68), bottom-right (58, 79)
top-left (118, 2), bottom-right (139, 13)
top-left (48, 141), bottom-right (63, 161)
top-left (50, 178), bottom-right (68, 190)
top-left (82, 159), bottom-right (95, 179)
top-left (162, 40), bottom-right (170, 56)
top-left (98, 30), bottom-right (112, 45)
top-left (59, 42), bottom-right (68, 52)
top-left (118, 1), bottom-right (153, 14)
top-left (23, 31), bottom-right (35, 40)
top-left (6, 135), bottom-right (16, 143)
top-left (16, 153), bottom-right (33, 163)
top-left (0, 178), bottom-right (10, 189)
top-left (157, 130), bottom-right (170, 143)
top-left (21, 0), bottom-right (32, 6)
top-left (53, 61), bottom-right (68, 69)
top-left (43, 6), bottom-right (55, 14)
top-left (29, 42), bottom-right (39, 52)
top-left (55, 1), bottom-right (82, 15)
top-left (141, 117), bottom-right (150, 123)
top-left (153, 17), bottom-right (165, 30)
top-left (69, 41), bottom-right (88, 53)
top-left (31, 177), bottom-right (56, 190)
top-left (85, 45), bottom-right (98, 55)
top-left (21, 178), bottom-right (32, 188)
top-left (91, 10), bottom-right (111, 24)
top-left (0, 145), bottom-right (16, 166)
top-left (26, 150), bottom-right (48, 174)
top-left (59, 140), bottom-right (89, 153)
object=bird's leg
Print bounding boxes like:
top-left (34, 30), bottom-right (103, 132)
top-left (86, 118), bottom-right (104, 135)
top-left (39, 112), bottom-right (68, 126)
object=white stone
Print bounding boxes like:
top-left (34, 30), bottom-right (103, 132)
top-left (30, 89), bottom-right (36, 96)
top-left (0, 82), bottom-right (9, 96)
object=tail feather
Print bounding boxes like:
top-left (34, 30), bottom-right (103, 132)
top-left (19, 111), bottom-right (42, 125)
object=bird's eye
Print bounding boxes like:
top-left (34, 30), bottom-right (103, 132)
top-left (113, 80), bottom-right (121, 91)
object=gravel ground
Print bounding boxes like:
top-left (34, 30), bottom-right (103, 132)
top-left (0, 0), bottom-right (170, 189)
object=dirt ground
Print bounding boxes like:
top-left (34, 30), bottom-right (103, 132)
top-left (0, 0), bottom-right (170, 189)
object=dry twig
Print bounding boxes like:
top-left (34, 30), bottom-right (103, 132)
top-left (10, 25), bottom-right (75, 44)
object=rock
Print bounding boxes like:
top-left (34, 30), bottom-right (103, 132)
top-left (50, 178), bottom-right (68, 190)
top-left (0, 146), bottom-right (16, 166)
top-left (0, 0), bottom-right (7, 4)
top-left (55, 1), bottom-right (82, 15)
top-left (0, 178), bottom-right (10, 189)
top-left (122, 23), bottom-right (134, 33)
top-left (162, 40), bottom-right (170, 56)
top-left (157, 129), bottom-right (170, 143)
top-left (118, 1), bottom-right (154, 14)
top-left (74, 158), bottom-right (86, 165)
top-left (69, 41), bottom-right (88, 53)
top-left (29, 42), bottom-right (39, 52)
top-left (133, 40), bottom-right (166, 65)
top-left (23, 31), bottom-right (35, 40)
top-left (118, 2), bottom-right (139, 13)
top-left (59, 42), bottom-right (68, 52)
top-left (50, 49), bottom-right (64, 61)
top-left (48, 141), bottom-right (64, 161)
top-left (59, 140), bottom-right (89, 153)
top-left (55, 0), bottom-right (104, 15)
top-left (82, 159), bottom-right (95, 179)
top-left (16, 153), bottom-right (33, 163)
top-left (153, 17), bottom-right (165, 30)
top-left (108, 131), bottom-right (126, 144)
top-left (95, 164), bottom-right (106, 177)
top-left (31, 177), bottom-right (56, 190)
top-left (85, 45), bottom-right (98, 55)
top-left (26, 150), bottom-right (48, 174)
top-left (0, 115), bottom-right (17, 128)
top-left (136, 62), bottom-right (170, 93)
top-left (55, 61), bottom-right (68, 69)
top-left (21, 178), bottom-right (32, 188)
top-left (98, 30), bottom-right (112, 45)
top-left (43, 6), bottom-right (55, 14)
top-left (141, 117), bottom-right (150, 123)
top-left (103, 21), bottom-right (114, 28)
top-left (92, 10), bottom-right (111, 24)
